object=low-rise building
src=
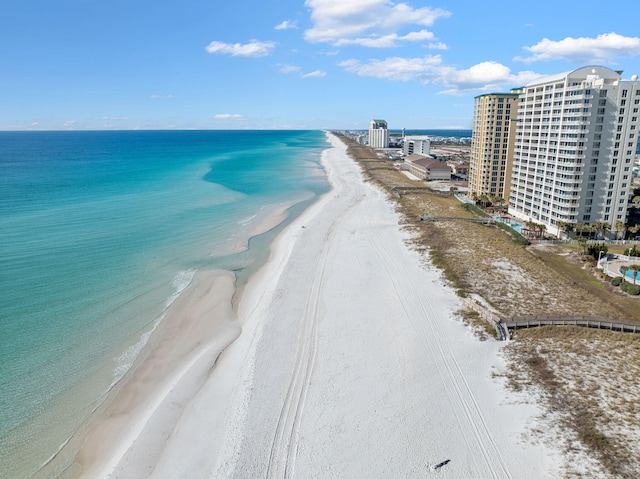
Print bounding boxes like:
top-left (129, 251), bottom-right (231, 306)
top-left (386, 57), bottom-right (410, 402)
top-left (402, 135), bottom-right (431, 156)
top-left (404, 154), bottom-right (452, 180)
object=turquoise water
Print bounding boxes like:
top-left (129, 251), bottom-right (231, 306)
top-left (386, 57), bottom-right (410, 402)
top-left (620, 267), bottom-right (640, 280)
top-left (0, 130), bottom-right (329, 477)
top-left (495, 216), bottom-right (524, 233)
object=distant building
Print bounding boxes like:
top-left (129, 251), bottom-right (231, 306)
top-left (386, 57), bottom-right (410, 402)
top-left (449, 161), bottom-right (469, 177)
top-left (509, 66), bottom-right (640, 237)
top-left (469, 92), bottom-right (519, 202)
top-left (402, 135), bottom-right (431, 156)
top-left (369, 119), bottom-right (389, 148)
top-left (404, 154), bottom-right (451, 180)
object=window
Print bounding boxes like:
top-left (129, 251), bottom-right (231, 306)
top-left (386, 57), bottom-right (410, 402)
top-left (622, 89), bottom-right (628, 98)
top-left (599, 90), bottom-right (608, 97)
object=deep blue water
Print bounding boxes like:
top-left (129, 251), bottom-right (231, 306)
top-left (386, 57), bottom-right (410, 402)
top-left (389, 129), bottom-right (472, 138)
top-left (0, 130), bottom-right (329, 477)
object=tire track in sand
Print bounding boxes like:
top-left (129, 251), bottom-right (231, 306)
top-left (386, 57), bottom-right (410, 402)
top-left (265, 212), bottom-right (344, 478)
top-left (362, 190), bottom-right (511, 478)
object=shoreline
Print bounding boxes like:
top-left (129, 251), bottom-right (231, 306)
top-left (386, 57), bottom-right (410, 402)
top-left (65, 132), bottom-right (560, 477)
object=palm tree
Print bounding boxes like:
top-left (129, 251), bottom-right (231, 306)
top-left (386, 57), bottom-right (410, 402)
top-left (620, 265), bottom-right (629, 282)
top-left (577, 235), bottom-right (588, 255)
top-left (537, 223), bottom-right (547, 239)
top-left (525, 220), bottom-right (537, 237)
top-left (614, 220), bottom-right (627, 240)
top-left (576, 222), bottom-right (587, 238)
top-left (631, 264), bottom-right (640, 285)
top-left (592, 222), bottom-right (605, 239)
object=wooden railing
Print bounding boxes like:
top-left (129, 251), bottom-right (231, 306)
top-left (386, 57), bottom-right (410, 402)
top-left (500, 316), bottom-right (640, 340)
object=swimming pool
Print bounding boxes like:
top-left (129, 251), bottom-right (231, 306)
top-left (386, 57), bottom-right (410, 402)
top-left (495, 216), bottom-right (524, 233)
top-left (620, 267), bottom-right (640, 280)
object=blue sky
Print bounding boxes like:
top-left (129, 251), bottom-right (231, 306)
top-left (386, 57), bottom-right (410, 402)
top-left (2, 0), bottom-right (640, 130)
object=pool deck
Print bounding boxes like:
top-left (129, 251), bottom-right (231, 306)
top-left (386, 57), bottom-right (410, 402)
top-left (600, 255), bottom-right (640, 283)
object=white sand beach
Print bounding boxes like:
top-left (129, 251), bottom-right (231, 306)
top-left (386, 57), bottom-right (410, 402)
top-left (75, 133), bottom-right (561, 478)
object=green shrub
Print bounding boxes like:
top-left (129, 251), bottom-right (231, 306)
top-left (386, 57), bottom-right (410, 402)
top-left (611, 276), bottom-right (623, 287)
top-left (623, 245), bottom-right (640, 257)
top-left (620, 282), bottom-right (640, 295)
top-left (586, 243), bottom-right (607, 260)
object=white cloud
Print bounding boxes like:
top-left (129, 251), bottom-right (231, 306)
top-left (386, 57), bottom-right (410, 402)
top-left (339, 55), bottom-right (541, 94)
top-left (205, 40), bottom-right (276, 57)
top-left (302, 70), bottom-right (327, 78)
top-left (102, 116), bottom-right (129, 121)
top-left (426, 42), bottom-right (447, 50)
top-left (279, 64), bottom-right (302, 74)
top-left (517, 32), bottom-right (640, 64)
top-left (214, 113), bottom-right (246, 120)
top-left (150, 94), bottom-right (173, 99)
top-left (304, 0), bottom-right (450, 47)
top-left (275, 20), bottom-right (298, 30)
top-left (334, 29), bottom-right (436, 48)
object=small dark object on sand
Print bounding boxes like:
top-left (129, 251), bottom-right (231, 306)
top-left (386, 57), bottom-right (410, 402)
top-left (434, 459), bottom-right (450, 470)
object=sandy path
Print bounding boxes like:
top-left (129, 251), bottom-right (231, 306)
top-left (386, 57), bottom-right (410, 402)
top-left (107, 133), bottom-right (560, 478)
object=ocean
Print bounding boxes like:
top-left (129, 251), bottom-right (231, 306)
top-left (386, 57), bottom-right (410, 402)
top-left (0, 130), bottom-right (330, 478)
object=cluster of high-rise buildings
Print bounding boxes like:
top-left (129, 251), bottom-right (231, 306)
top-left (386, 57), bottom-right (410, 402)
top-left (469, 66), bottom-right (640, 237)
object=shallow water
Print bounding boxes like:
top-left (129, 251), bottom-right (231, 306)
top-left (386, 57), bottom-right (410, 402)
top-left (0, 130), bottom-right (329, 478)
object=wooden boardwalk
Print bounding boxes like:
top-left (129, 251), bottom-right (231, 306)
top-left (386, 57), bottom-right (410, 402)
top-left (418, 214), bottom-right (495, 225)
top-left (499, 315), bottom-right (640, 340)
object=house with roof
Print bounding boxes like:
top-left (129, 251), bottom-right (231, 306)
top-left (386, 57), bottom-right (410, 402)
top-left (404, 154), bottom-right (452, 180)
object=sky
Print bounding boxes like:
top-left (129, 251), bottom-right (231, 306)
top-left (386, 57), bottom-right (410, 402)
top-left (2, 0), bottom-right (640, 131)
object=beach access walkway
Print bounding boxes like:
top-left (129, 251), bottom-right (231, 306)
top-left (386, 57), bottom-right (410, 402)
top-left (498, 316), bottom-right (640, 340)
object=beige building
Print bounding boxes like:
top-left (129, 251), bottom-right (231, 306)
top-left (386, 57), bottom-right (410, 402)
top-left (404, 154), bottom-right (451, 180)
top-left (469, 92), bottom-right (519, 202)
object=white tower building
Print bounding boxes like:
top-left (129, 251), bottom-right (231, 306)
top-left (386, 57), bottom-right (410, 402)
top-left (368, 119), bottom-right (389, 148)
top-left (509, 66), bottom-right (640, 237)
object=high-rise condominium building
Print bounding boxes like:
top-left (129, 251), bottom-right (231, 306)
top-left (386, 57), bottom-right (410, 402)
top-left (369, 119), bottom-right (389, 148)
top-left (469, 93), bottom-right (519, 201)
top-left (509, 66), bottom-right (640, 237)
